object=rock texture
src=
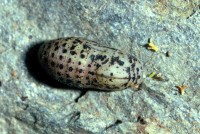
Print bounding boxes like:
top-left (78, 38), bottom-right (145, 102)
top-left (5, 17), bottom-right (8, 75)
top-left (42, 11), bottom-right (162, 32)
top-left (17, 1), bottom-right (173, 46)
top-left (0, 0), bottom-right (199, 133)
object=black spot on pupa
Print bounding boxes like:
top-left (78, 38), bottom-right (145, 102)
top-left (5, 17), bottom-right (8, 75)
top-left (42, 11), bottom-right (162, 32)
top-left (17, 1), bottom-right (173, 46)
top-left (62, 43), bottom-right (67, 47)
top-left (93, 79), bottom-right (97, 83)
top-left (66, 74), bottom-right (70, 78)
top-left (88, 64), bottom-right (91, 67)
top-left (57, 72), bottom-right (61, 76)
top-left (90, 54), bottom-right (95, 62)
top-left (86, 76), bottom-right (89, 80)
top-left (78, 61), bottom-right (81, 65)
top-left (111, 56), bottom-right (124, 66)
top-left (54, 42), bottom-right (59, 46)
top-left (70, 51), bottom-right (76, 55)
top-left (73, 39), bottom-right (82, 44)
top-left (51, 53), bottom-right (54, 58)
top-left (83, 44), bottom-right (91, 50)
top-left (59, 64), bottom-right (64, 69)
top-left (80, 54), bottom-right (85, 58)
top-left (69, 67), bottom-right (73, 71)
top-left (62, 49), bottom-right (67, 53)
top-left (131, 63), bottom-right (135, 69)
top-left (51, 61), bottom-right (55, 67)
top-left (126, 67), bottom-right (131, 82)
top-left (128, 56), bottom-right (133, 63)
top-left (54, 46), bottom-right (59, 51)
top-left (110, 73), bottom-right (113, 76)
top-left (132, 76), bottom-right (136, 81)
top-left (44, 51), bottom-right (47, 55)
top-left (95, 55), bottom-right (107, 61)
top-left (70, 45), bottom-right (76, 50)
top-left (47, 44), bottom-right (51, 49)
top-left (96, 63), bottom-right (101, 68)
top-left (79, 69), bottom-right (83, 73)
top-left (68, 58), bottom-right (71, 63)
top-left (59, 55), bottom-right (63, 60)
top-left (88, 71), bottom-right (94, 75)
top-left (102, 59), bottom-right (109, 64)
top-left (80, 50), bottom-right (84, 53)
top-left (77, 81), bottom-right (81, 84)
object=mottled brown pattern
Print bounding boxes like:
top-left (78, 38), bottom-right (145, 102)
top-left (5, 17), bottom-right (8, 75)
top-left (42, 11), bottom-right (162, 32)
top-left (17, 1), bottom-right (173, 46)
top-left (38, 37), bottom-right (143, 90)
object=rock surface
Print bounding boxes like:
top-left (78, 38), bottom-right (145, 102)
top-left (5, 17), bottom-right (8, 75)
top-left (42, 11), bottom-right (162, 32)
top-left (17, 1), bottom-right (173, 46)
top-left (0, 0), bottom-right (199, 133)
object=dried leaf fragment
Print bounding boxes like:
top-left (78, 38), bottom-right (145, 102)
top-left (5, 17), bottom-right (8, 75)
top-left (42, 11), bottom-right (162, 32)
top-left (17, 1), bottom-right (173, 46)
top-left (147, 39), bottom-right (158, 52)
top-left (176, 85), bottom-right (188, 95)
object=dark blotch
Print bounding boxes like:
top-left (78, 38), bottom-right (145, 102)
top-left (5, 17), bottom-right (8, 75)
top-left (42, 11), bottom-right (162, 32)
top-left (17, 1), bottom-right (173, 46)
top-left (102, 59), bottom-right (109, 64)
top-left (47, 44), bottom-right (51, 49)
top-left (59, 64), bottom-right (64, 69)
top-left (70, 45), bottom-right (76, 50)
top-left (66, 74), bottom-right (70, 78)
top-left (126, 67), bottom-right (131, 83)
top-left (54, 42), bottom-right (59, 46)
top-left (132, 76), bottom-right (136, 81)
top-left (77, 81), bottom-right (81, 84)
top-left (69, 67), bottom-right (73, 71)
top-left (62, 43), bottom-right (67, 47)
top-left (51, 53), bottom-right (54, 58)
top-left (79, 69), bottom-right (83, 73)
top-left (131, 63), bottom-right (135, 69)
top-left (59, 55), bottom-right (63, 60)
top-left (83, 44), bottom-right (91, 50)
top-left (93, 79), bottom-right (97, 83)
top-left (51, 61), bottom-right (55, 67)
top-left (90, 54), bottom-right (95, 62)
top-left (78, 61), bottom-right (81, 65)
top-left (57, 72), bottom-right (61, 76)
top-left (62, 49), bottom-right (67, 53)
top-left (54, 46), bottom-right (59, 51)
top-left (110, 73), bottom-right (113, 76)
top-left (88, 64), bottom-right (91, 67)
top-left (128, 56), bottom-right (133, 63)
top-left (96, 63), bottom-right (101, 68)
top-left (68, 58), bottom-right (71, 63)
top-left (111, 56), bottom-right (124, 66)
top-left (65, 37), bottom-right (72, 41)
top-left (88, 71), bottom-right (94, 75)
top-left (80, 50), bottom-right (84, 53)
top-left (80, 54), bottom-right (85, 58)
top-left (95, 55), bottom-right (107, 61)
top-left (70, 51), bottom-right (76, 55)
top-left (44, 51), bottom-right (47, 55)
top-left (73, 39), bottom-right (83, 44)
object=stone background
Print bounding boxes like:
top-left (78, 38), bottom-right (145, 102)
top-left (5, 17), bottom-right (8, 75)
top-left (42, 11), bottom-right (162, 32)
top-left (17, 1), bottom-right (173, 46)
top-left (0, 0), bottom-right (199, 134)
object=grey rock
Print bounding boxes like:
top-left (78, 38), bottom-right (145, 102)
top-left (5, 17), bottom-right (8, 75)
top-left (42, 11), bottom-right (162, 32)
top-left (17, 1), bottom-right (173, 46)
top-left (0, 0), bottom-right (199, 133)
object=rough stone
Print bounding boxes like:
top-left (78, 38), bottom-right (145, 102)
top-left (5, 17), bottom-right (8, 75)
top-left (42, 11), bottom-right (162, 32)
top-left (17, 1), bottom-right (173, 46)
top-left (0, 0), bottom-right (199, 133)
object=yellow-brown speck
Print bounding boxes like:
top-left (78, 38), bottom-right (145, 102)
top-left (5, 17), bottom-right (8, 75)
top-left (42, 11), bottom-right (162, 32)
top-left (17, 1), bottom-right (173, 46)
top-left (176, 85), bottom-right (188, 95)
top-left (147, 39), bottom-right (158, 52)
